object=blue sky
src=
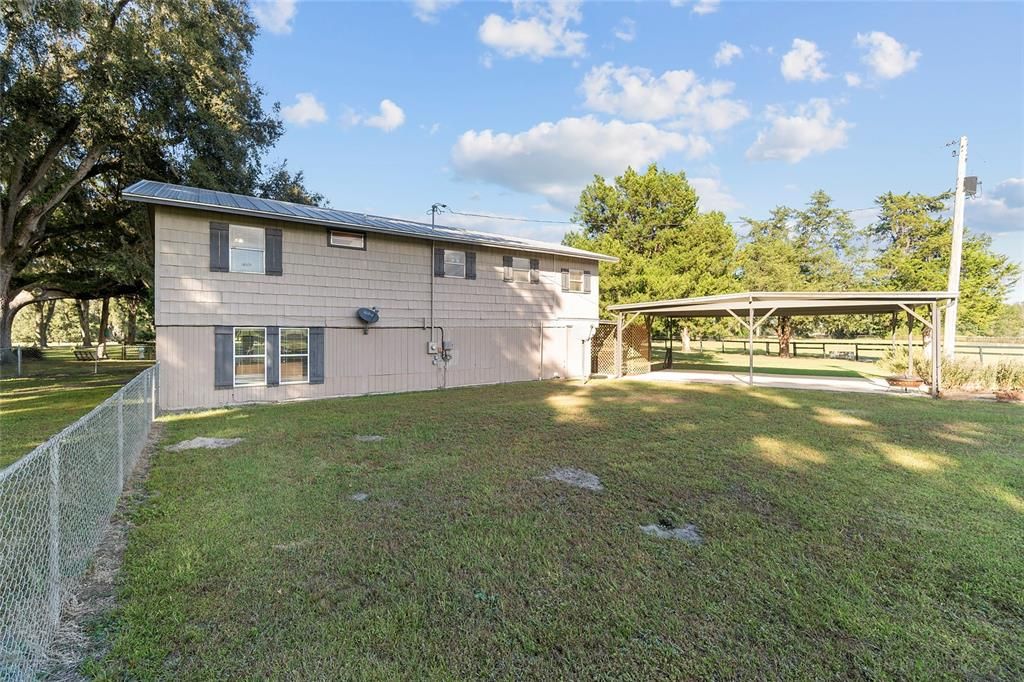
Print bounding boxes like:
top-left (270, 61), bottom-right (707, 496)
top-left (249, 0), bottom-right (1024, 299)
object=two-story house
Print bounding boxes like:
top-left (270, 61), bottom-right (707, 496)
top-left (125, 181), bottom-right (615, 411)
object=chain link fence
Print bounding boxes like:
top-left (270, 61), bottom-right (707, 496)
top-left (591, 322), bottom-right (651, 376)
top-left (0, 364), bottom-right (158, 678)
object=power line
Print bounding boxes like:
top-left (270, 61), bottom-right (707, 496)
top-left (445, 208), bottom-right (575, 225)
top-left (431, 204), bottom-right (881, 230)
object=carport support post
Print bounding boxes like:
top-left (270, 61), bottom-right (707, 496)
top-left (931, 302), bottom-right (941, 397)
top-left (615, 313), bottom-right (624, 378)
top-left (747, 304), bottom-right (754, 386)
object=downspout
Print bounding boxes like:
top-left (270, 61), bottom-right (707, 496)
top-left (430, 239), bottom-right (436, 346)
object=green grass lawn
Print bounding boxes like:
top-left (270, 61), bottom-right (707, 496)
top-left (0, 348), bottom-right (153, 467)
top-left (93, 380), bottom-right (1023, 679)
top-left (654, 349), bottom-right (889, 379)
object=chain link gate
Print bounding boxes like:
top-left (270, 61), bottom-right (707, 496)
top-left (0, 364), bottom-right (158, 678)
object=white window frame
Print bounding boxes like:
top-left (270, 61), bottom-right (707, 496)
top-left (229, 224), bottom-right (266, 274)
top-left (567, 269), bottom-right (585, 293)
top-left (278, 327), bottom-right (310, 385)
top-left (511, 257), bottom-right (531, 283)
top-left (444, 249), bottom-right (466, 278)
top-left (233, 326), bottom-right (267, 387)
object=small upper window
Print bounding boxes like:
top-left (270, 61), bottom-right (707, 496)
top-left (230, 225), bottom-right (265, 274)
top-left (567, 269), bottom-right (585, 293)
top-left (511, 257), bottom-right (531, 283)
top-left (444, 250), bottom-right (466, 278)
top-left (329, 230), bottom-right (365, 250)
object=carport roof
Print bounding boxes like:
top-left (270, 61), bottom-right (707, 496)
top-left (607, 291), bottom-right (957, 318)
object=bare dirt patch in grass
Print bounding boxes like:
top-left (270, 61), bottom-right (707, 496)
top-left (541, 467), bottom-right (604, 491)
top-left (639, 522), bottom-right (703, 546)
top-left (165, 436), bottom-right (242, 451)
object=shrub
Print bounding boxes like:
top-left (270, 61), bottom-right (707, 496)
top-left (994, 359), bottom-right (1024, 391)
top-left (880, 346), bottom-right (1024, 391)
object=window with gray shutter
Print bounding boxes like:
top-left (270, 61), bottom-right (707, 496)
top-left (503, 255), bottom-right (513, 282)
top-left (561, 268), bottom-right (570, 291)
top-left (584, 270), bottom-right (592, 294)
top-left (266, 326), bottom-right (280, 386)
top-left (265, 228), bottom-right (283, 276)
top-left (214, 326), bottom-right (233, 389)
top-left (529, 258), bottom-right (540, 284)
top-left (465, 251), bottom-right (476, 280)
top-left (309, 327), bottom-right (325, 384)
top-left (210, 223), bottom-right (229, 272)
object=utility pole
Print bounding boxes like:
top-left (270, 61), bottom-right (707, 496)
top-left (943, 136), bottom-right (967, 358)
top-left (430, 203), bottom-right (447, 228)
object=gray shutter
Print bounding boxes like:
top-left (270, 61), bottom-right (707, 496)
top-left (309, 327), bottom-right (325, 384)
top-left (529, 258), bottom-right (540, 284)
top-left (265, 228), bottom-right (283, 276)
top-left (561, 268), bottom-right (570, 291)
top-left (210, 223), bottom-right (229, 272)
top-left (503, 255), bottom-right (513, 282)
top-left (434, 248), bottom-right (445, 277)
top-left (214, 326), bottom-right (233, 389)
top-left (465, 251), bottom-right (476, 280)
top-left (266, 326), bottom-right (279, 386)
top-left (584, 270), bottom-right (592, 294)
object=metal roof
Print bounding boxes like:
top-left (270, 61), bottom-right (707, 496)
top-left (608, 291), bottom-right (957, 318)
top-left (124, 180), bottom-right (617, 262)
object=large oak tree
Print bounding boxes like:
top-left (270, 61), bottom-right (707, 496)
top-left (1, 0), bottom-right (284, 347)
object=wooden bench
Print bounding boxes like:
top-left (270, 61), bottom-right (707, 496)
top-left (73, 349), bottom-right (99, 361)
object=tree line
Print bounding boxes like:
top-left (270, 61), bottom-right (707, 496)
top-left (0, 0), bottom-right (324, 353)
top-left (564, 165), bottom-right (1021, 357)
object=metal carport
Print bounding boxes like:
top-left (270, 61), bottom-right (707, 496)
top-left (607, 291), bottom-right (957, 397)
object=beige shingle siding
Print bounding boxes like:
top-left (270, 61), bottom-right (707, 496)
top-left (154, 206), bottom-right (601, 409)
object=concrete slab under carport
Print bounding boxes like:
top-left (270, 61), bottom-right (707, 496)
top-left (623, 368), bottom-right (929, 396)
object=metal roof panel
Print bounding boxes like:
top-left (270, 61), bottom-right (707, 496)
top-left (124, 180), bottom-right (617, 262)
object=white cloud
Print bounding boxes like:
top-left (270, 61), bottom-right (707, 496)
top-left (451, 116), bottom-right (711, 208)
top-left (714, 41), bottom-right (742, 67)
top-left (281, 93), bottom-right (327, 125)
top-left (478, 0), bottom-right (586, 61)
top-left (342, 99), bottom-right (406, 132)
top-left (780, 38), bottom-right (830, 82)
top-left (670, 0), bottom-right (720, 15)
top-left (365, 99), bottom-right (406, 132)
top-left (690, 177), bottom-right (742, 213)
top-left (855, 31), bottom-right (921, 79)
top-left (844, 72), bottom-right (862, 87)
top-left (614, 17), bottom-right (636, 43)
top-left (970, 178), bottom-right (1024, 234)
top-left (692, 0), bottom-right (720, 15)
top-left (252, 0), bottom-right (297, 35)
top-left (746, 99), bottom-right (850, 163)
top-left (412, 0), bottom-right (459, 23)
top-left (580, 63), bottom-right (749, 131)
